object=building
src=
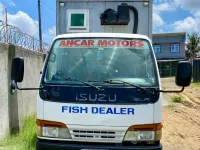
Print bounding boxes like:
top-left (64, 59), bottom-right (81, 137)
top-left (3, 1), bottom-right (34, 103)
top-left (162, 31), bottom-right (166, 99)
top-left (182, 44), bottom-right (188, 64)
top-left (152, 32), bottom-right (186, 77)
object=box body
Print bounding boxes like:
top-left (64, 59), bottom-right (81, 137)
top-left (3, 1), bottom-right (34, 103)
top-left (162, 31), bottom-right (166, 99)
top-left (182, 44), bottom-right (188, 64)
top-left (56, 0), bottom-right (152, 39)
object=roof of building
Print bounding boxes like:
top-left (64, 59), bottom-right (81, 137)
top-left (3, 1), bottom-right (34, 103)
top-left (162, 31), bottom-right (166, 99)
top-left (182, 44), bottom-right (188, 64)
top-left (153, 32), bottom-right (186, 37)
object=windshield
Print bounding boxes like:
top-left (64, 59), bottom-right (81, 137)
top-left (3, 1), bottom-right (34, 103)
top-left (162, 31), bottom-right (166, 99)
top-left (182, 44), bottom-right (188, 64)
top-left (43, 38), bottom-right (159, 87)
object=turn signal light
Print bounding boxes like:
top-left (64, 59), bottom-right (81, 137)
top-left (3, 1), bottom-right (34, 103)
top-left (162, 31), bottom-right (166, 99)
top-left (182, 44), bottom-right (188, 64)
top-left (36, 119), bottom-right (67, 128)
top-left (127, 123), bottom-right (163, 131)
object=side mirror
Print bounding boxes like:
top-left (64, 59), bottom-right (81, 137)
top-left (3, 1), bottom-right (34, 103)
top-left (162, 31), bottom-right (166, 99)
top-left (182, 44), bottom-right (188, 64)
top-left (11, 57), bottom-right (24, 82)
top-left (175, 61), bottom-right (192, 87)
top-left (10, 57), bottom-right (42, 95)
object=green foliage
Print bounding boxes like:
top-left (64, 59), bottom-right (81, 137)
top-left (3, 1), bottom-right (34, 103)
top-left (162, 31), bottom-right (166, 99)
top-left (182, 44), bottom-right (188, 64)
top-left (186, 32), bottom-right (200, 56)
top-left (192, 82), bottom-right (200, 87)
top-left (171, 96), bottom-right (182, 103)
top-left (168, 103), bottom-right (174, 108)
top-left (0, 114), bottom-right (37, 150)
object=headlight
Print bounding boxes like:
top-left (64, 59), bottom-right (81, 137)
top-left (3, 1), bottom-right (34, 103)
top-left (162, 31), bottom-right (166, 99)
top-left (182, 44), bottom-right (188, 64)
top-left (124, 131), bottom-right (154, 141)
top-left (124, 123), bottom-right (163, 142)
top-left (36, 119), bottom-right (72, 139)
top-left (43, 127), bottom-right (58, 137)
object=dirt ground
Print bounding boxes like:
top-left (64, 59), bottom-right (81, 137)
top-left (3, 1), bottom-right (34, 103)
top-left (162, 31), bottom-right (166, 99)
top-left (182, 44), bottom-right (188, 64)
top-left (161, 78), bottom-right (200, 150)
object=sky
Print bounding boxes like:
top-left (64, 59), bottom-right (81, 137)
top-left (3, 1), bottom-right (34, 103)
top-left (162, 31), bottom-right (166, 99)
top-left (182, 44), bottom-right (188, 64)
top-left (0, 0), bottom-right (200, 44)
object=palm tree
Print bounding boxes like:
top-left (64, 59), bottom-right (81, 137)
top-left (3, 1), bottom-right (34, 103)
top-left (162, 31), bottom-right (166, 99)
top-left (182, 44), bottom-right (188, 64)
top-left (186, 33), bottom-right (200, 58)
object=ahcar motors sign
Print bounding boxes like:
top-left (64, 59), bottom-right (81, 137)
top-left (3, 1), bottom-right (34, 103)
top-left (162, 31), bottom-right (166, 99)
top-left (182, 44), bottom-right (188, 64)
top-left (58, 39), bottom-right (146, 49)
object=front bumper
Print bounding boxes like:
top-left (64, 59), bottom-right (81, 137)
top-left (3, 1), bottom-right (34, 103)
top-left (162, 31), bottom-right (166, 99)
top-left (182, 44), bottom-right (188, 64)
top-left (36, 139), bottom-right (162, 150)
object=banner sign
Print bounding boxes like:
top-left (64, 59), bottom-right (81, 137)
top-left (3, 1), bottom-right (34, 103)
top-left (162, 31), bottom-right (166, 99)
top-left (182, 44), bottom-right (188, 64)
top-left (58, 39), bottom-right (146, 49)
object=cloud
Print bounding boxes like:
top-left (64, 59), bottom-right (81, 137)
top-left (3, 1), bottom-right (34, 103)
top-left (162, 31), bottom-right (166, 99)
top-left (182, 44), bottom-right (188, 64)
top-left (174, 0), bottom-right (200, 11)
top-left (153, 1), bottom-right (200, 34)
top-left (2, 0), bottom-right (15, 6)
top-left (153, 12), bottom-right (164, 29)
top-left (153, 3), bottom-right (176, 30)
top-left (0, 2), bottom-right (38, 36)
top-left (172, 0), bottom-right (200, 34)
top-left (0, 3), bottom-right (4, 15)
top-left (194, 11), bottom-right (200, 18)
top-left (169, 1), bottom-right (200, 34)
top-left (172, 17), bottom-right (199, 33)
top-left (7, 11), bottom-right (38, 36)
top-left (0, 2), bottom-right (53, 44)
top-left (153, 3), bottom-right (176, 13)
top-left (47, 26), bottom-right (56, 37)
top-left (153, 0), bottom-right (200, 33)
top-left (43, 26), bottom-right (56, 43)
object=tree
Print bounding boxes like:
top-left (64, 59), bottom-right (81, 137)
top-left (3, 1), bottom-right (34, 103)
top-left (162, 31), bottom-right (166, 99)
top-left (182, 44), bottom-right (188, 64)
top-left (186, 33), bottom-right (200, 58)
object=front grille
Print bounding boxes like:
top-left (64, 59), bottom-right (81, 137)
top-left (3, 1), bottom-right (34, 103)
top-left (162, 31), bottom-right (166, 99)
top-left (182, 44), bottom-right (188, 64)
top-left (70, 129), bottom-right (124, 142)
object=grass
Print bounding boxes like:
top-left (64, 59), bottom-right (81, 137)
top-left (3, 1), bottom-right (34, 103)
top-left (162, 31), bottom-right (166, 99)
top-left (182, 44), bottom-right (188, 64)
top-left (0, 114), bottom-right (37, 150)
top-left (168, 103), bottom-right (174, 108)
top-left (171, 96), bottom-right (182, 103)
top-left (192, 82), bottom-right (200, 87)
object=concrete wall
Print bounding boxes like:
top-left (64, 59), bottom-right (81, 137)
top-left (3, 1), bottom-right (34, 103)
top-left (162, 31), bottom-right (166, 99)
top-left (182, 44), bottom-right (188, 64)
top-left (0, 43), bottom-right (10, 140)
top-left (0, 42), bottom-right (44, 140)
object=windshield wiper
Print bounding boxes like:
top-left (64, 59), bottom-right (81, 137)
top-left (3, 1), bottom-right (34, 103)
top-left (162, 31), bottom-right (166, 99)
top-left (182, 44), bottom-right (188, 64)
top-left (65, 77), bottom-right (104, 91)
top-left (104, 80), bottom-right (146, 93)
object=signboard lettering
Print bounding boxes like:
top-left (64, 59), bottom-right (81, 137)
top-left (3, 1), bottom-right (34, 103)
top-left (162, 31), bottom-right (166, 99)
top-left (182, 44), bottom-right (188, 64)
top-left (59, 39), bottom-right (145, 49)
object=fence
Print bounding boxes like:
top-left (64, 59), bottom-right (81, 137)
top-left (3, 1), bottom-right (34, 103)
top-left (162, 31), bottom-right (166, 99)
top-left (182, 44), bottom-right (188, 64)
top-left (157, 60), bottom-right (181, 78)
top-left (193, 59), bottom-right (200, 82)
top-left (0, 20), bottom-right (50, 53)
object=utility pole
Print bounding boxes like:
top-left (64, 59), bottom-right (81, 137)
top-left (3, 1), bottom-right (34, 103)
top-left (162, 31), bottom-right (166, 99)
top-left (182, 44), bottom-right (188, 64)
top-left (38, 0), bottom-right (42, 52)
top-left (5, 8), bottom-right (8, 43)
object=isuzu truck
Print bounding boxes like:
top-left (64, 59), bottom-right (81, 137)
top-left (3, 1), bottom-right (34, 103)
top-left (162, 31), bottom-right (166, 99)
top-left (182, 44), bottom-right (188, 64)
top-left (10, 0), bottom-right (192, 150)
top-left (11, 32), bottom-right (192, 150)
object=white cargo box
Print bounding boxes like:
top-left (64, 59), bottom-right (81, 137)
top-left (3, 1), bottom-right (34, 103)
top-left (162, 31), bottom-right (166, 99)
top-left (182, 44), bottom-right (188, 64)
top-left (56, 0), bottom-right (152, 39)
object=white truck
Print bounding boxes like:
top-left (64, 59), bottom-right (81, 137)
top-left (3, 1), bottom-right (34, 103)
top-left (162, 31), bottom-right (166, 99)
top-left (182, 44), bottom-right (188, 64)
top-left (10, 0), bottom-right (192, 150)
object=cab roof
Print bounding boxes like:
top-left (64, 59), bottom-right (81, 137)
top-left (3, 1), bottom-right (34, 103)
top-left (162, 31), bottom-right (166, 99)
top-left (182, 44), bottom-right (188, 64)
top-left (54, 33), bottom-right (151, 42)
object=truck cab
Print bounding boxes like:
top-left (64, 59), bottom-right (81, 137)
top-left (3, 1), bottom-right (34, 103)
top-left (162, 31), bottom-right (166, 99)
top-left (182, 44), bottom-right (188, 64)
top-left (37, 32), bottom-right (163, 150)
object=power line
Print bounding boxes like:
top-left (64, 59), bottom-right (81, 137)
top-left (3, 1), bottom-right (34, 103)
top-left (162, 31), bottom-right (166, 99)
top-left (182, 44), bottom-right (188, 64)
top-left (40, 1), bottom-right (65, 36)
top-left (41, 4), bottom-right (57, 36)
top-left (41, 4), bottom-right (56, 24)
top-left (40, 1), bottom-right (56, 12)
top-left (41, 5), bottom-right (56, 35)
top-left (29, 4), bottom-right (38, 18)
top-left (41, 3), bottom-right (56, 39)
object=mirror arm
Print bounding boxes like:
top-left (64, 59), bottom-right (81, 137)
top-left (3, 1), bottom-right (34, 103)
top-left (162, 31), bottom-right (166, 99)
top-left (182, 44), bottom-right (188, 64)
top-left (16, 82), bottom-right (43, 90)
top-left (156, 86), bottom-right (185, 93)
